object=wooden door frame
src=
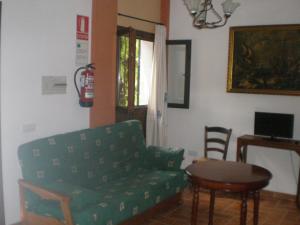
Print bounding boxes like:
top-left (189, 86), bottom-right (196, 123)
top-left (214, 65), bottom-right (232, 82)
top-left (115, 27), bottom-right (154, 136)
top-left (116, 26), bottom-right (154, 111)
top-left (0, 2), bottom-right (5, 224)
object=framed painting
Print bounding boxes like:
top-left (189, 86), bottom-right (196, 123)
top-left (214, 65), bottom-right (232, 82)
top-left (227, 24), bottom-right (300, 95)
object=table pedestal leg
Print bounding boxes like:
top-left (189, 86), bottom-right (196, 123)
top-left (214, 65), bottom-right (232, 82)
top-left (209, 190), bottom-right (215, 225)
top-left (253, 191), bottom-right (260, 225)
top-left (191, 184), bottom-right (200, 225)
top-left (240, 193), bottom-right (248, 225)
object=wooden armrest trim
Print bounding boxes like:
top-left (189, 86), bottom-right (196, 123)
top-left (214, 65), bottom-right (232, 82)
top-left (19, 179), bottom-right (70, 202)
top-left (19, 179), bottom-right (74, 225)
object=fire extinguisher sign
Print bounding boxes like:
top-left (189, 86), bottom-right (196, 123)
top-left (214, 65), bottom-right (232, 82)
top-left (76, 15), bottom-right (89, 66)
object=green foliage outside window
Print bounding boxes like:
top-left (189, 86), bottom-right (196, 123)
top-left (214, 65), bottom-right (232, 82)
top-left (117, 36), bottom-right (129, 107)
top-left (135, 39), bottom-right (141, 106)
top-left (117, 28), bottom-right (153, 108)
top-left (118, 37), bottom-right (143, 107)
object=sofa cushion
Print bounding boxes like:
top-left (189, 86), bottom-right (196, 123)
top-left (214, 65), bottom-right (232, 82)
top-left (144, 146), bottom-right (185, 171)
top-left (19, 120), bottom-right (147, 188)
top-left (59, 120), bottom-right (147, 189)
top-left (18, 134), bottom-right (69, 185)
top-left (28, 169), bottom-right (187, 225)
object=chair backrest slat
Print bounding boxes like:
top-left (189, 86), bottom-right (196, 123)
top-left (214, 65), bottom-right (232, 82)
top-left (204, 126), bottom-right (232, 160)
top-left (206, 138), bottom-right (226, 145)
top-left (206, 148), bottom-right (225, 154)
top-left (205, 127), bottom-right (230, 134)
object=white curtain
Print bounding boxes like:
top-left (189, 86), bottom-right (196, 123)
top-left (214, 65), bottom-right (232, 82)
top-left (146, 25), bottom-right (168, 147)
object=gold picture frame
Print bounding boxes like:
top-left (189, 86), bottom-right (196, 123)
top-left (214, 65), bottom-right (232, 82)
top-left (227, 24), bottom-right (300, 95)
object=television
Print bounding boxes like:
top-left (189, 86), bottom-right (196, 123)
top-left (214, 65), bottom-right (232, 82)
top-left (254, 112), bottom-right (294, 139)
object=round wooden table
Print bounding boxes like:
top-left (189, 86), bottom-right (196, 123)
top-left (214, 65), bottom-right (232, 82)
top-left (186, 160), bottom-right (272, 225)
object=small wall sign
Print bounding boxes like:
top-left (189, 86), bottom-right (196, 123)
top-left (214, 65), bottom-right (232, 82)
top-left (76, 15), bottom-right (89, 66)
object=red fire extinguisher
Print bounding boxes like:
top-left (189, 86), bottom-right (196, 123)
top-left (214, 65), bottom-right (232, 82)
top-left (74, 63), bottom-right (95, 107)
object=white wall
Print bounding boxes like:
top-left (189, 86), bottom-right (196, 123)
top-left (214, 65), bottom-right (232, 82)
top-left (168, 0), bottom-right (300, 195)
top-left (1, 0), bottom-right (92, 224)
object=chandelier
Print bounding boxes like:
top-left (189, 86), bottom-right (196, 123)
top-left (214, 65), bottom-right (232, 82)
top-left (183, 0), bottom-right (240, 29)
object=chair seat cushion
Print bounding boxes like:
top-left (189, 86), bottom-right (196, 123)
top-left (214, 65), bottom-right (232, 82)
top-left (28, 169), bottom-right (187, 225)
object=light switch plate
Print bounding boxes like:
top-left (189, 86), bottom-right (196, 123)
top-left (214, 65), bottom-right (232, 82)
top-left (42, 76), bottom-right (67, 95)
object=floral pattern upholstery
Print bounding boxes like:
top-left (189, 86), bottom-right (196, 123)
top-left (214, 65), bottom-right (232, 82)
top-left (18, 120), bottom-right (187, 225)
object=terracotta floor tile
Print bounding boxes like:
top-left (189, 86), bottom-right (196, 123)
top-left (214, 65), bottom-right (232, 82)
top-left (144, 189), bottom-right (300, 225)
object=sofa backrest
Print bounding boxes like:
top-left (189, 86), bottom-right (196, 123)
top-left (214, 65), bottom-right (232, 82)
top-left (18, 120), bottom-right (146, 188)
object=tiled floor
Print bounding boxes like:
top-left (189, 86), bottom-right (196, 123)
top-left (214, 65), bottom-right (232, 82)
top-left (145, 189), bottom-right (300, 225)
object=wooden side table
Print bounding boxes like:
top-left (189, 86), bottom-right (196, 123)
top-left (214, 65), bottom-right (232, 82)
top-left (186, 160), bottom-right (272, 225)
top-left (237, 134), bottom-right (300, 208)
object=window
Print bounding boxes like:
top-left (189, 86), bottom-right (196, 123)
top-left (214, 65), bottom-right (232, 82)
top-left (116, 27), bottom-right (154, 109)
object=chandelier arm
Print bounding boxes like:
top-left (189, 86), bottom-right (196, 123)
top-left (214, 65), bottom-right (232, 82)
top-left (193, 15), bottom-right (229, 29)
top-left (205, 0), bottom-right (213, 11)
top-left (186, 0), bottom-right (236, 29)
top-left (210, 6), bottom-right (222, 23)
top-left (193, 17), bottom-right (204, 27)
top-left (193, 5), bottom-right (221, 27)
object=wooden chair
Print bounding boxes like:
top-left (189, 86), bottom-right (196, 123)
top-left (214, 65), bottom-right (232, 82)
top-left (204, 126), bottom-right (232, 160)
top-left (192, 126), bottom-right (233, 225)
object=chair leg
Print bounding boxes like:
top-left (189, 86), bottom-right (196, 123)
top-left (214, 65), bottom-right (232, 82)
top-left (297, 167), bottom-right (300, 208)
top-left (253, 191), bottom-right (260, 225)
top-left (240, 192), bottom-right (248, 225)
top-left (209, 190), bottom-right (215, 225)
top-left (191, 184), bottom-right (200, 225)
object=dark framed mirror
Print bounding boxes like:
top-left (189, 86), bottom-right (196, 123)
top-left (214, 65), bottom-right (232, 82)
top-left (166, 40), bottom-right (191, 109)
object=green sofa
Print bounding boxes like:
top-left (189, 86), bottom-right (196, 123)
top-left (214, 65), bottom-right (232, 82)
top-left (18, 120), bottom-right (187, 225)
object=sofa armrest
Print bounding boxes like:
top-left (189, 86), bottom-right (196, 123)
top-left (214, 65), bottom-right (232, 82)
top-left (145, 146), bottom-right (185, 171)
top-left (19, 179), bottom-right (74, 225)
